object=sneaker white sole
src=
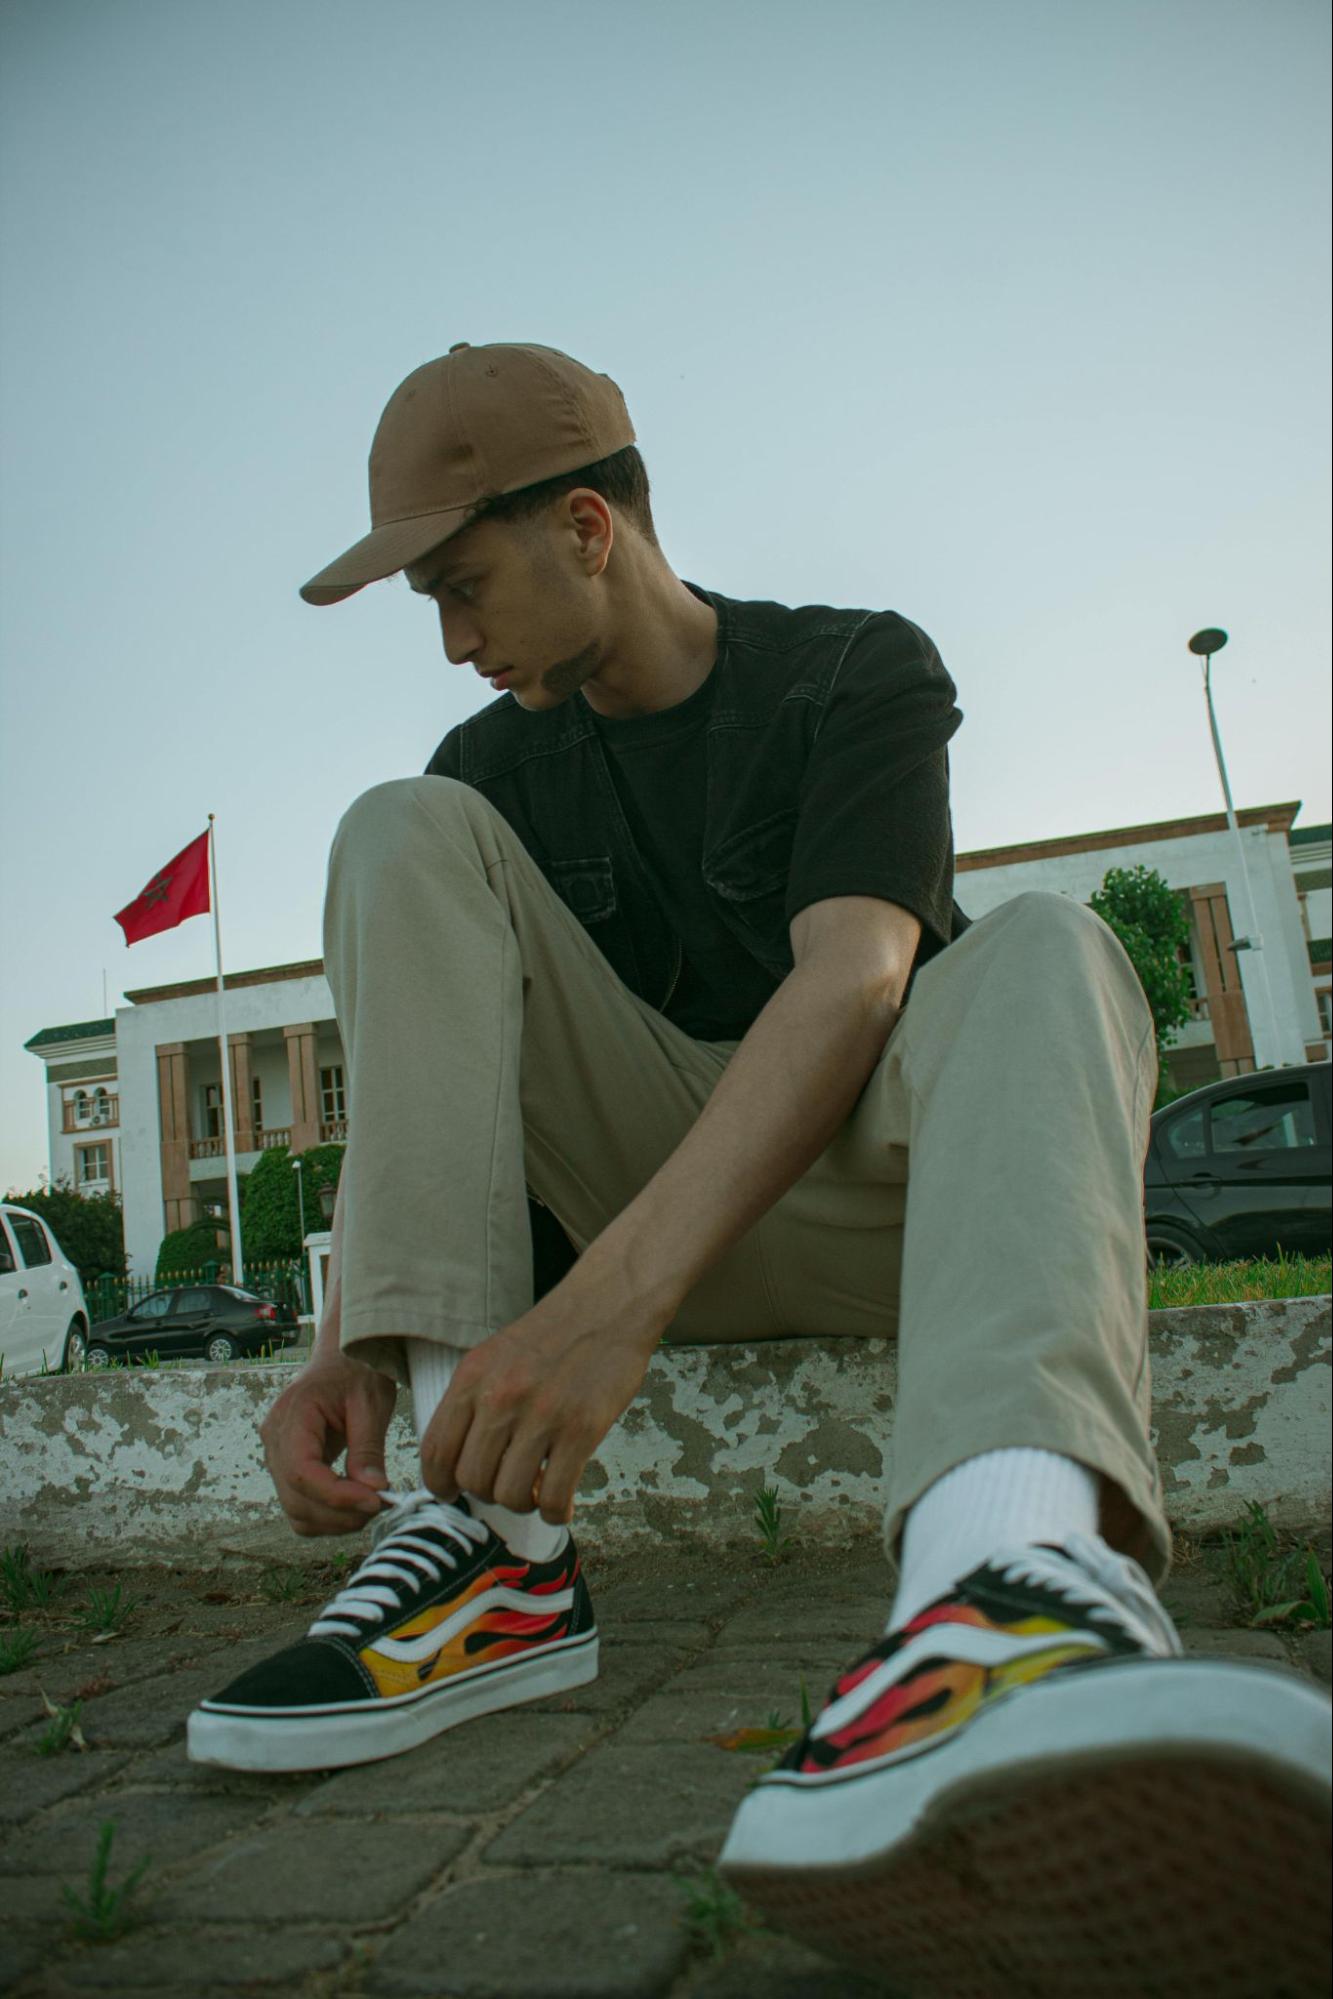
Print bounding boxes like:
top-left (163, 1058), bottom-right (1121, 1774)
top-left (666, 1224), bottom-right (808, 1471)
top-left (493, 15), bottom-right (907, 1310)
top-left (187, 1630), bottom-right (599, 1773)
top-left (718, 1658), bottom-right (1332, 1997)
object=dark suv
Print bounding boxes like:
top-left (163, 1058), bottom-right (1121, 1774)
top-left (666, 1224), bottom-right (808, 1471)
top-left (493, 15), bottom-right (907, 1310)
top-left (84, 1283), bottom-right (300, 1367)
top-left (1144, 1058), bottom-right (1332, 1268)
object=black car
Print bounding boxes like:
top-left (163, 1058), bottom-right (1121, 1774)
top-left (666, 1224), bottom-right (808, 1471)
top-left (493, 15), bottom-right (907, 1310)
top-left (1144, 1058), bottom-right (1332, 1268)
top-left (83, 1282), bottom-right (300, 1367)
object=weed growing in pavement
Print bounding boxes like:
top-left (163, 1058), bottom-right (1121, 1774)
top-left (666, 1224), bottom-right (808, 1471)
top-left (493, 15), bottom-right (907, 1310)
top-left (258, 1564), bottom-right (312, 1604)
top-left (753, 1486), bottom-right (792, 1563)
top-left (1224, 1503), bottom-right (1332, 1630)
top-left (1, 1544), bottom-right (60, 1617)
top-left (78, 1583), bottom-right (137, 1637)
top-left (1250, 1549), bottom-right (1332, 1631)
top-left (61, 1821), bottom-right (151, 1942)
top-left (0, 1628), bottom-right (40, 1675)
top-left (677, 1868), bottom-right (769, 1958)
top-left (36, 1694), bottom-right (88, 1756)
top-left (707, 1675), bottom-right (816, 1764)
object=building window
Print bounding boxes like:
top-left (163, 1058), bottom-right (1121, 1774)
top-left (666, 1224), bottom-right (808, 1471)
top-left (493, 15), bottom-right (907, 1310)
top-left (251, 1074), bottom-right (263, 1132)
top-left (203, 1082), bottom-right (222, 1138)
top-left (320, 1066), bottom-right (346, 1122)
top-left (76, 1143), bottom-right (111, 1189)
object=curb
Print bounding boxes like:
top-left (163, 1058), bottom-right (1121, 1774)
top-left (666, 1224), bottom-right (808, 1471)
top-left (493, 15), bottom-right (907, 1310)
top-left (1, 1296), bottom-right (1328, 1567)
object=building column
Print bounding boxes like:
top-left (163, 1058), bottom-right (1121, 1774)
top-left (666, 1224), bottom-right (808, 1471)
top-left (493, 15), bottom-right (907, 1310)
top-left (228, 1032), bottom-right (256, 1151)
top-left (1190, 882), bottom-right (1256, 1077)
top-left (284, 1022), bottom-right (321, 1153)
top-left (156, 1041), bottom-right (194, 1234)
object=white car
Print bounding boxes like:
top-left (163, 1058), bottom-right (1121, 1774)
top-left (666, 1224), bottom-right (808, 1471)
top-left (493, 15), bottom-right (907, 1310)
top-left (0, 1204), bottom-right (91, 1377)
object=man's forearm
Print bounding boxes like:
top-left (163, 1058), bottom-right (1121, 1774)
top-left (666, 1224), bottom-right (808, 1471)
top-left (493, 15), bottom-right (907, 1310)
top-left (576, 960), bottom-right (903, 1338)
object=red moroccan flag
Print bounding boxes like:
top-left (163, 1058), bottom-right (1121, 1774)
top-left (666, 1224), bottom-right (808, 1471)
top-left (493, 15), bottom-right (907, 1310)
top-left (115, 830), bottom-right (211, 945)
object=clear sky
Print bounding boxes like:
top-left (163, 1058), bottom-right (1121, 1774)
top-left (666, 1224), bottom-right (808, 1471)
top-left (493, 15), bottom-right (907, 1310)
top-left (1, 0), bottom-right (1329, 1196)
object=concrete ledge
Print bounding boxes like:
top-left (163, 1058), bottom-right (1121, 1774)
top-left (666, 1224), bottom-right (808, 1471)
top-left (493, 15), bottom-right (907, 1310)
top-left (1, 1297), bottom-right (1328, 1567)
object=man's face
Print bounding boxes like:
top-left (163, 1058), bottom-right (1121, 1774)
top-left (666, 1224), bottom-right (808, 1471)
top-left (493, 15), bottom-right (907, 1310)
top-left (404, 506), bottom-right (605, 713)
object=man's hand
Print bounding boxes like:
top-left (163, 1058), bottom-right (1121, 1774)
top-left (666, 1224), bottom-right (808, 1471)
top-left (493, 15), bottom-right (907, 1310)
top-left (260, 1351), bottom-right (397, 1537)
top-left (420, 1268), bottom-right (668, 1527)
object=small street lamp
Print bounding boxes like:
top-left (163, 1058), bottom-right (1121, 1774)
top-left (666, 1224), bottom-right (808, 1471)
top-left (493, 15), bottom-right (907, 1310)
top-left (1187, 627), bottom-right (1285, 1070)
top-left (292, 1156), bottom-right (306, 1245)
top-left (317, 1180), bottom-right (337, 1225)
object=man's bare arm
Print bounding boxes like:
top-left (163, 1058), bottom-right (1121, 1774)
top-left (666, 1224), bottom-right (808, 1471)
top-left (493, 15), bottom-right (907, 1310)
top-left (574, 894), bottom-right (922, 1330)
top-left (419, 895), bottom-right (923, 1525)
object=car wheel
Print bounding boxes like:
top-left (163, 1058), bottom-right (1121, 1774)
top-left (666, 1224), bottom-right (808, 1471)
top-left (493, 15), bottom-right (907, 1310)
top-left (61, 1322), bottom-right (88, 1372)
top-left (84, 1345), bottom-right (113, 1369)
top-left (1145, 1224), bottom-right (1203, 1271)
top-left (205, 1334), bottom-right (238, 1363)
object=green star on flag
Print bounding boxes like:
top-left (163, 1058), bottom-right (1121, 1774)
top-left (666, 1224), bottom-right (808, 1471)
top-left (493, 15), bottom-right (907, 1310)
top-left (115, 830), bottom-right (211, 944)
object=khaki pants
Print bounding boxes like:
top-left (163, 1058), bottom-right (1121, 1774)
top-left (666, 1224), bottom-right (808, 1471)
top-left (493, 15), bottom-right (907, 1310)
top-left (323, 776), bottom-right (1170, 1580)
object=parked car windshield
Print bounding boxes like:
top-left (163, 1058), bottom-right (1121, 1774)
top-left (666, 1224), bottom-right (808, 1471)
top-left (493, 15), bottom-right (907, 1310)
top-left (221, 1286), bottom-right (264, 1302)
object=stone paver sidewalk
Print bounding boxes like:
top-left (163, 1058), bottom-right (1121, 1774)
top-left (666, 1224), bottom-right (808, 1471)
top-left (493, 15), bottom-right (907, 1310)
top-left (1, 1527), bottom-right (1328, 1999)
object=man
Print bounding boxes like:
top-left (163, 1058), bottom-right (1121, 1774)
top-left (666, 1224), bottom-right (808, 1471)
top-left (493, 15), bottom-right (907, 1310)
top-left (188, 344), bottom-right (1329, 1992)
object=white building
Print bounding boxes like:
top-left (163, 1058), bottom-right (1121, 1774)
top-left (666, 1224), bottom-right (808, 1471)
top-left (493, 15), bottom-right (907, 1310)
top-left (24, 802), bottom-right (1332, 1281)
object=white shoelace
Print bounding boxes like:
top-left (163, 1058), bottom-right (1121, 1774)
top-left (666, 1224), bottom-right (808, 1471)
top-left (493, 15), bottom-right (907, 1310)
top-left (1013, 1532), bottom-right (1184, 1658)
top-left (307, 1487), bottom-right (491, 1641)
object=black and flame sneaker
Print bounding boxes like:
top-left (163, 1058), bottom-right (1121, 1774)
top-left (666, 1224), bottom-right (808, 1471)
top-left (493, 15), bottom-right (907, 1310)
top-left (719, 1532), bottom-right (1332, 1997)
top-left (187, 1488), bottom-right (597, 1772)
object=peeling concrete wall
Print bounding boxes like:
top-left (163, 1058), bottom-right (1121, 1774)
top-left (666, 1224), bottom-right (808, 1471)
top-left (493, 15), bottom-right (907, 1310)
top-left (1, 1298), bottom-right (1327, 1568)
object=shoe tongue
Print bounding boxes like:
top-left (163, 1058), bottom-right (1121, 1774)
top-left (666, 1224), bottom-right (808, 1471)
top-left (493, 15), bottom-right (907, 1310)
top-left (370, 1487), bottom-right (465, 1550)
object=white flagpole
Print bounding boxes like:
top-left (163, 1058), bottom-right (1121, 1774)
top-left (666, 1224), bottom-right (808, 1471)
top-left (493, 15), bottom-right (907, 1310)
top-left (208, 815), bottom-right (245, 1286)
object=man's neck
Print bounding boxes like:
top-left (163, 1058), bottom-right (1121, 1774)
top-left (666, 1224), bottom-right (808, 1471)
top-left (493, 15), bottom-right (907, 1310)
top-left (579, 551), bottom-right (719, 719)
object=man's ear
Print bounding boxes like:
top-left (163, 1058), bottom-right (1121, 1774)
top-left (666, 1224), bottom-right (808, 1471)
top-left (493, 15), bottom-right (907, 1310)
top-left (565, 489), bottom-right (614, 576)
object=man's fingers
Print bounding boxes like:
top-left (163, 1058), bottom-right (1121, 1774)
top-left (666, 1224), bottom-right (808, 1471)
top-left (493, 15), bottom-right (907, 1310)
top-left (491, 1433), bottom-right (551, 1515)
top-left (290, 1461), bottom-right (386, 1515)
top-left (533, 1433), bottom-right (585, 1526)
top-left (420, 1391), bottom-right (478, 1502)
top-left (344, 1393), bottom-right (390, 1489)
top-left (452, 1419), bottom-right (514, 1505)
top-left (287, 1496), bottom-right (379, 1538)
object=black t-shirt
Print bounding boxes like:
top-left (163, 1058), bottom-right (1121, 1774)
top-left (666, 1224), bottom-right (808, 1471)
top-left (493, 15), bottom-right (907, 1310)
top-left (585, 670), bottom-right (779, 1040)
top-left (583, 603), bottom-right (962, 1039)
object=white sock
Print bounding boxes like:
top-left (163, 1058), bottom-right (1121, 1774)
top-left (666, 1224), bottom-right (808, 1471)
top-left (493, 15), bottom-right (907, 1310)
top-left (405, 1339), bottom-right (566, 1563)
top-left (889, 1447), bottom-right (1100, 1630)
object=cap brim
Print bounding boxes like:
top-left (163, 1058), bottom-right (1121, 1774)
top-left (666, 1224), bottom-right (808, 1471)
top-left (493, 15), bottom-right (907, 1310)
top-left (299, 504), bottom-right (476, 605)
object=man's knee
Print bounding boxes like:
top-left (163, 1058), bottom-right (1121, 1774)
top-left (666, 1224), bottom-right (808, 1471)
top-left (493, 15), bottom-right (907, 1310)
top-left (333, 775), bottom-right (467, 850)
top-left (1006, 890), bottom-right (1153, 1027)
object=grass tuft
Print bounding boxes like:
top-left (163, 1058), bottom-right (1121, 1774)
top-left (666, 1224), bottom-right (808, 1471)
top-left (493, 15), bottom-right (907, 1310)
top-left (36, 1693), bottom-right (88, 1757)
top-left (78, 1583), bottom-right (137, 1637)
top-left (753, 1485), bottom-right (792, 1563)
top-left (1, 1545), bottom-right (60, 1617)
top-left (0, 1627), bottom-right (40, 1675)
top-left (258, 1564), bottom-right (313, 1604)
top-left (1224, 1502), bottom-right (1332, 1630)
top-left (61, 1821), bottom-right (151, 1941)
top-left (677, 1867), bottom-right (768, 1959)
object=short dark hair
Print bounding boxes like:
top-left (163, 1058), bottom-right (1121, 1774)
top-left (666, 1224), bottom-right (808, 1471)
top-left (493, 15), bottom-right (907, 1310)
top-left (467, 444), bottom-right (660, 550)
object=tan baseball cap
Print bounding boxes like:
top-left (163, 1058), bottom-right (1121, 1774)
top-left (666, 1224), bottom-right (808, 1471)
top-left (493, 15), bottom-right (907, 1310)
top-left (300, 342), bottom-right (636, 605)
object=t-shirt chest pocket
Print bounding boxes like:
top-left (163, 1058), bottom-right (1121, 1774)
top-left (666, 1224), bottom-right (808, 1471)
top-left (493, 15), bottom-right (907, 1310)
top-left (547, 855), bottom-right (618, 925)
top-left (702, 808), bottom-right (799, 967)
top-left (703, 808), bottom-right (798, 903)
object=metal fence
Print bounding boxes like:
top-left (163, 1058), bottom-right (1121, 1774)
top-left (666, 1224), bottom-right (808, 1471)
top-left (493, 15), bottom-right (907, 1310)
top-left (85, 1258), bottom-right (308, 1328)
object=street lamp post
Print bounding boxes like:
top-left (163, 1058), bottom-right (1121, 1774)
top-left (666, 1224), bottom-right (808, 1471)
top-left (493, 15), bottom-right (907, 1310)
top-left (292, 1156), bottom-right (306, 1246)
top-left (1187, 627), bottom-right (1285, 1071)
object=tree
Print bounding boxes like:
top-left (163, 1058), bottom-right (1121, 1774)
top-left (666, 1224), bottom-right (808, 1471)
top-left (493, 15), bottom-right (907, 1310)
top-left (2, 1179), bottom-right (126, 1283)
top-left (240, 1141), bottom-right (344, 1260)
top-left (156, 1218), bottom-right (230, 1283)
top-left (1087, 865), bottom-right (1195, 1110)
